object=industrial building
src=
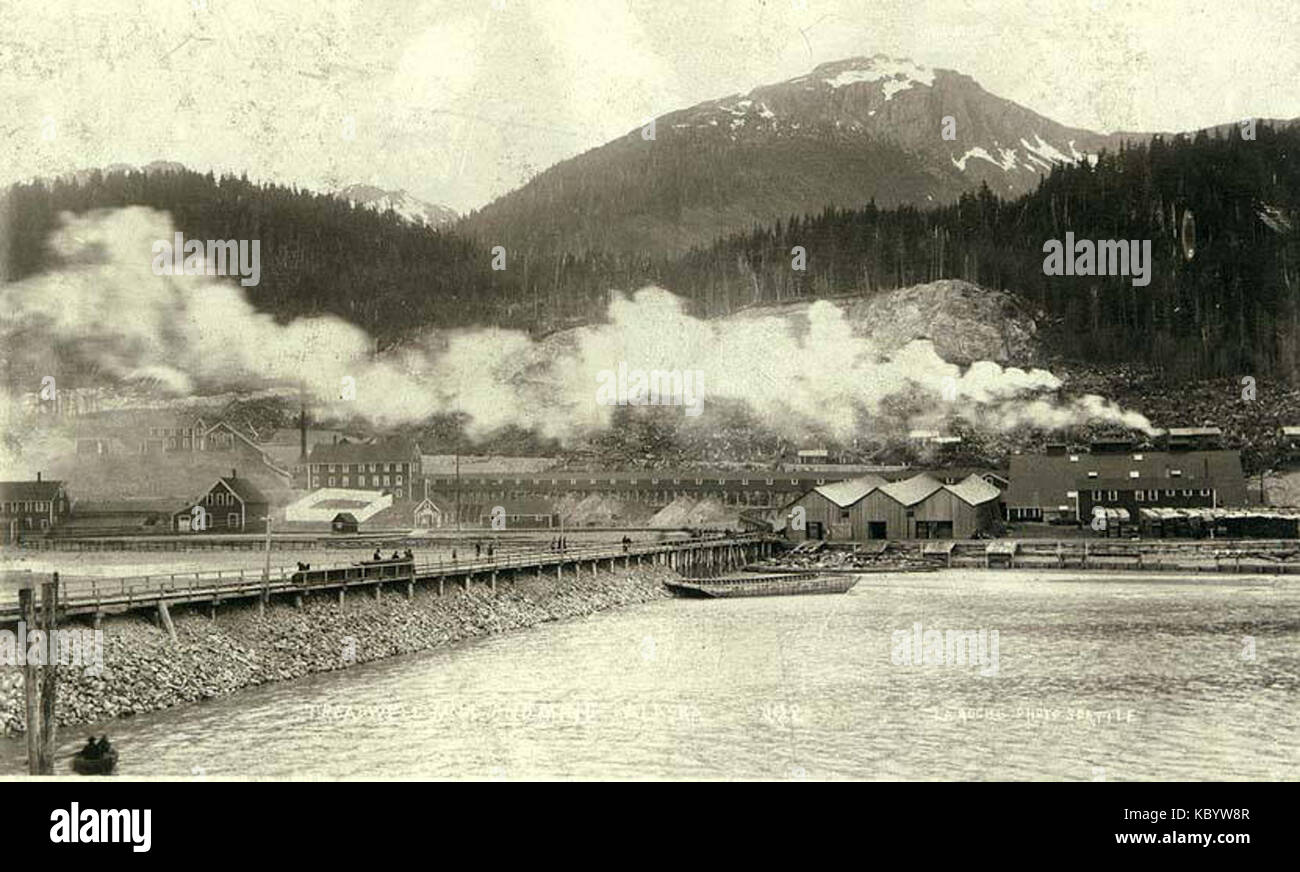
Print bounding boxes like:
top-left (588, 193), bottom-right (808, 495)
top-left (1006, 446), bottom-right (1246, 523)
top-left (784, 472), bottom-right (1001, 540)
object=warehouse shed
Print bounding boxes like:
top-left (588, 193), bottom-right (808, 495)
top-left (785, 472), bottom-right (1000, 540)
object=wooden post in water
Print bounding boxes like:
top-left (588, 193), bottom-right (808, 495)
top-left (20, 585), bottom-right (40, 775)
top-left (39, 575), bottom-right (59, 774)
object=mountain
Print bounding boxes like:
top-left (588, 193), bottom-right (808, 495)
top-left (462, 54), bottom-right (1144, 257)
top-left (337, 183), bottom-right (459, 228)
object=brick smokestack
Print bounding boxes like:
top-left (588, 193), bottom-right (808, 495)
top-left (299, 382), bottom-right (308, 461)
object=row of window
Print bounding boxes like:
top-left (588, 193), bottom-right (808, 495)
top-left (207, 491), bottom-right (238, 506)
top-left (317, 476), bottom-right (405, 499)
top-left (1083, 469), bottom-right (1185, 480)
top-left (1090, 489), bottom-right (1213, 501)
top-left (317, 463), bottom-right (410, 474)
top-left (2, 500), bottom-right (54, 512)
top-left (317, 474), bottom-right (403, 487)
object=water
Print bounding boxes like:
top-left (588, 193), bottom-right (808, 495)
top-left (4, 570), bottom-right (1298, 780)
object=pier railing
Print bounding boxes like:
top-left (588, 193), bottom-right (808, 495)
top-left (0, 534), bottom-right (775, 623)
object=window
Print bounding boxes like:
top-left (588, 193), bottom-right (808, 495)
top-left (396, 475), bottom-right (403, 485)
top-left (227, 513), bottom-right (239, 529)
top-left (396, 489), bottom-right (403, 498)
top-left (329, 477), bottom-right (336, 487)
top-left (1135, 491), bottom-right (1144, 501)
top-left (1069, 455), bottom-right (1079, 462)
top-left (1107, 490), bottom-right (1118, 500)
top-left (383, 476), bottom-right (391, 486)
top-left (1087, 471), bottom-right (1098, 478)
top-left (1170, 469), bottom-right (1182, 477)
top-left (342, 476), bottom-right (349, 486)
top-left (1182, 489), bottom-right (1192, 496)
top-left (1092, 490), bottom-right (1102, 500)
top-left (1200, 489), bottom-right (1211, 497)
top-left (1165, 489), bottom-right (1175, 497)
top-left (1129, 471), bottom-right (1140, 479)
top-left (329, 464), bottom-right (336, 473)
top-left (839, 509), bottom-right (850, 520)
top-left (1134, 454), bottom-right (1144, 461)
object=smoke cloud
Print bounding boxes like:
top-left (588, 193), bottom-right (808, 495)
top-left (0, 207), bottom-right (1151, 444)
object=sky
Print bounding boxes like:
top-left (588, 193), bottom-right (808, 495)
top-left (2, 0), bottom-right (1299, 214)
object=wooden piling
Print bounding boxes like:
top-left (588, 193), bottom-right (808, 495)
top-left (37, 579), bottom-right (56, 769)
top-left (20, 586), bottom-right (40, 775)
top-left (157, 600), bottom-right (178, 644)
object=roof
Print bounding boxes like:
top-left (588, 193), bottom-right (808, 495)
top-left (0, 480), bottom-right (63, 501)
top-left (812, 475), bottom-right (887, 507)
top-left (215, 476), bottom-right (268, 505)
top-left (307, 437), bottom-right (420, 464)
top-left (1008, 450), bottom-right (1245, 508)
top-left (71, 498), bottom-right (181, 515)
top-left (1167, 427), bottom-right (1223, 437)
top-left (880, 473), bottom-right (945, 506)
top-left (1281, 426), bottom-right (1300, 437)
top-left (945, 474), bottom-right (1001, 506)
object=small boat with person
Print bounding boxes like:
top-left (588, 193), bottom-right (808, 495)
top-left (71, 735), bottom-right (118, 775)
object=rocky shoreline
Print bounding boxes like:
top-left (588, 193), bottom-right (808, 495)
top-left (1, 565), bottom-right (676, 734)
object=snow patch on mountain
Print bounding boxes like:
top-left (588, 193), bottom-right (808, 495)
top-left (952, 134), bottom-right (1097, 175)
top-left (337, 184), bottom-right (458, 228)
top-left (1019, 133), bottom-right (1073, 166)
top-left (821, 57), bottom-right (936, 100)
top-left (951, 146), bottom-right (1018, 172)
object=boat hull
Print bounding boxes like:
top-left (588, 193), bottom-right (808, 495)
top-left (664, 574), bottom-right (859, 598)
top-left (71, 750), bottom-right (118, 775)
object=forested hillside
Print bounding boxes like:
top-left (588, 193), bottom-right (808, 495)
top-left (660, 123), bottom-right (1300, 381)
top-left (5, 123), bottom-right (1300, 386)
top-left (0, 168), bottom-right (508, 340)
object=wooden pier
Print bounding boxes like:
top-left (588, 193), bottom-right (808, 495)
top-left (0, 534), bottom-right (779, 626)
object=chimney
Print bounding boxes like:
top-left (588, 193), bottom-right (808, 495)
top-left (36, 471), bottom-right (41, 482)
top-left (230, 468), bottom-right (237, 480)
top-left (299, 382), bottom-right (308, 461)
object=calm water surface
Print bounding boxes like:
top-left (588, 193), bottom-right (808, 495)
top-left (4, 570), bottom-right (1298, 780)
